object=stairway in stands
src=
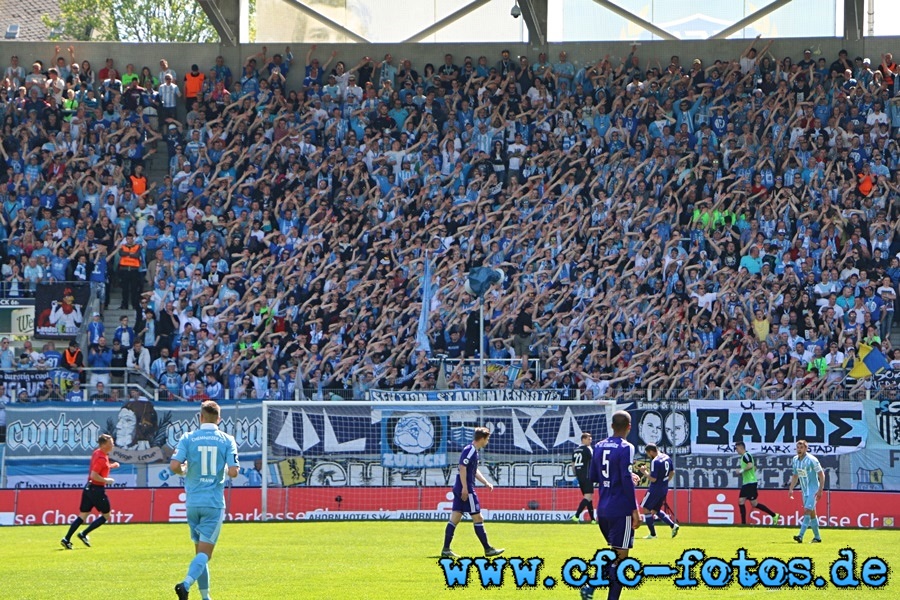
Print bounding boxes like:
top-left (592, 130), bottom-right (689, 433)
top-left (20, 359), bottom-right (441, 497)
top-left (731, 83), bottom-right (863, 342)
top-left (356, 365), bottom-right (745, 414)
top-left (98, 147), bottom-right (170, 339)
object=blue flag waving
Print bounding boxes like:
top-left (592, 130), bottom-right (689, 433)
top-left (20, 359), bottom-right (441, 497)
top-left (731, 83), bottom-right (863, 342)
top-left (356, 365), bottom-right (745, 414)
top-left (466, 267), bottom-right (506, 298)
top-left (416, 252), bottom-right (433, 353)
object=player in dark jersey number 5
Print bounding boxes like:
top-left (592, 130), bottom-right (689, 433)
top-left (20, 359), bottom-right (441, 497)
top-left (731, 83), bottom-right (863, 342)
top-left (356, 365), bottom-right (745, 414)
top-left (60, 433), bottom-right (120, 549)
top-left (571, 432), bottom-right (594, 522)
top-left (583, 411), bottom-right (641, 600)
top-left (441, 426), bottom-right (504, 558)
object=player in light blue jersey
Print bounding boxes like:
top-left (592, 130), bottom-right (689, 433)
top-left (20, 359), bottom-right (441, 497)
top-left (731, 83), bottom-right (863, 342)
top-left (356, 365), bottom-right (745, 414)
top-left (170, 401), bottom-right (240, 600)
top-left (788, 439), bottom-right (825, 544)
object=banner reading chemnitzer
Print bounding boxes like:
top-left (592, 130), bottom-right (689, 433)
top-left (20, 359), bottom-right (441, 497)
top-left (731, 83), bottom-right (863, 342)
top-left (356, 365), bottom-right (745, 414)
top-left (689, 400), bottom-right (867, 455)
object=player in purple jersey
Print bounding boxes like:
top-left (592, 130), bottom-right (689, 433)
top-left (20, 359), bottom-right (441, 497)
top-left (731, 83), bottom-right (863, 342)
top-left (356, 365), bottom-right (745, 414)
top-left (583, 411), bottom-right (641, 600)
top-left (441, 427), bottom-right (504, 558)
top-left (637, 444), bottom-right (679, 538)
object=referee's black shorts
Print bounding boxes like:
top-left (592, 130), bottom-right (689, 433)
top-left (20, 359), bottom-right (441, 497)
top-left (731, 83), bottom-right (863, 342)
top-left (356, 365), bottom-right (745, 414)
top-left (739, 483), bottom-right (759, 501)
top-left (79, 483), bottom-right (111, 514)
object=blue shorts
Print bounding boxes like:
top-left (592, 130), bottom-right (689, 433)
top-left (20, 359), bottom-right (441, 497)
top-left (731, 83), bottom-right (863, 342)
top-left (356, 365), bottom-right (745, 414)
top-left (451, 491), bottom-right (480, 515)
top-left (801, 492), bottom-right (818, 511)
top-left (187, 506), bottom-right (226, 545)
top-left (640, 489), bottom-right (667, 512)
top-left (597, 515), bottom-right (634, 550)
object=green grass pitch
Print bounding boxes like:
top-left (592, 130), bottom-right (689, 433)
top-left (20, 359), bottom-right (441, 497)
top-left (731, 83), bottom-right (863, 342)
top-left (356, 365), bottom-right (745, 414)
top-left (0, 522), bottom-right (898, 599)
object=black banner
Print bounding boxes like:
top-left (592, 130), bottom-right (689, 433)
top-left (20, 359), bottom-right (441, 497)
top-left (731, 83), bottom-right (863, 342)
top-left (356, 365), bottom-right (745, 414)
top-left (624, 400), bottom-right (692, 456)
top-left (34, 283), bottom-right (90, 339)
top-left (0, 370), bottom-right (57, 399)
top-left (673, 454), bottom-right (841, 490)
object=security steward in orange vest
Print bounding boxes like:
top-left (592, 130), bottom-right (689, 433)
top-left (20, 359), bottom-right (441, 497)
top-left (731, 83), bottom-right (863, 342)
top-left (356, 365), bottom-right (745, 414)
top-left (64, 339), bottom-right (86, 384)
top-left (118, 232), bottom-right (143, 311)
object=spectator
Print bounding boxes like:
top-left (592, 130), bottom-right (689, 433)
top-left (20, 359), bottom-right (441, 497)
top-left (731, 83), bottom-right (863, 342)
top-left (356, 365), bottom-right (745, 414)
top-left (1, 41), bottom-right (898, 403)
top-left (114, 316), bottom-right (135, 351)
top-left (126, 338), bottom-right (151, 375)
top-left (62, 339), bottom-right (85, 383)
top-left (88, 336), bottom-right (113, 390)
top-left (89, 381), bottom-right (111, 401)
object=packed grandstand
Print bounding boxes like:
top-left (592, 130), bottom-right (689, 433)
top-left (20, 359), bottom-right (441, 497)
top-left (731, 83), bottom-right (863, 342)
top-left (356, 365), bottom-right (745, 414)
top-left (0, 40), bottom-right (898, 405)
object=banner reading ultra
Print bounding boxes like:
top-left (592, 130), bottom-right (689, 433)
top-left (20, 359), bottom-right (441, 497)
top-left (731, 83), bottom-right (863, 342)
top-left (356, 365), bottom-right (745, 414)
top-left (689, 399), bottom-right (866, 455)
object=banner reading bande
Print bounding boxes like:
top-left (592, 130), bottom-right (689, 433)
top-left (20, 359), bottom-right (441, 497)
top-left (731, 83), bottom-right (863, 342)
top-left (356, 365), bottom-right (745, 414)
top-left (689, 399), bottom-right (866, 455)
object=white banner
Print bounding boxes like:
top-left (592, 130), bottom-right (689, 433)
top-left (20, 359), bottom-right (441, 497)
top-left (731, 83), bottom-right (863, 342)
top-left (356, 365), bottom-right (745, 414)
top-left (690, 399), bottom-right (867, 455)
top-left (10, 308), bottom-right (34, 336)
top-left (368, 389), bottom-right (562, 402)
top-left (5, 474), bottom-right (138, 489)
top-left (293, 509), bottom-right (573, 522)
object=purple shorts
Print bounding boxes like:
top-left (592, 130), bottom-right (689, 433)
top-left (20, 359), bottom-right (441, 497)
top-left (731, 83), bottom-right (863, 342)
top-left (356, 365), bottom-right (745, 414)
top-left (640, 489), bottom-right (667, 512)
top-left (451, 490), bottom-right (481, 514)
top-left (597, 515), bottom-right (634, 550)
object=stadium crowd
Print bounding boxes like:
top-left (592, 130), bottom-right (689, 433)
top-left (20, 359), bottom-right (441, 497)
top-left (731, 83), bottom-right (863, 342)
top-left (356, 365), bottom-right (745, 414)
top-left (0, 39), bottom-right (899, 404)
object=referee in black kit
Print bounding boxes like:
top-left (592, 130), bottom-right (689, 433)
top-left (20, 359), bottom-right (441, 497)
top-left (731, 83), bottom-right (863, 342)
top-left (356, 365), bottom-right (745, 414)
top-left (571, 432), bottom-right (594, 522)
top-left (61, 433), bottom-right (120, 549)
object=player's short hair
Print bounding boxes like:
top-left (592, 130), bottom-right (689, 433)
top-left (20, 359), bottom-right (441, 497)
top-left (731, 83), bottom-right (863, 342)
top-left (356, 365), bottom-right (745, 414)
top-left (796, 439), bottom-right (808, 447)
top-left (473, 426), bottom-right (491, 442)
top-left (645, 443), bottom-right (658, 453)
top-left (98, 433), bottom-right (113, 446)
top-left (611, 410), bottom-right (631, 433)
top-left (735, 441), bottom-right (746, 449)
top-left (200, 400), bottom-right (221, 422)
top-left (581, 432), bottom-right (592, 442)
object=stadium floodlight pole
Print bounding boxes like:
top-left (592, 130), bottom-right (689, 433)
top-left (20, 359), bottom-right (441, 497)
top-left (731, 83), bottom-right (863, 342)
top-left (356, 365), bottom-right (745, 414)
top-left (466, 267), bottom-right (506, 393)
top-left (261, 402), bottom-right (269, 520)
top-left (479, 297), bottom-right (485, 390)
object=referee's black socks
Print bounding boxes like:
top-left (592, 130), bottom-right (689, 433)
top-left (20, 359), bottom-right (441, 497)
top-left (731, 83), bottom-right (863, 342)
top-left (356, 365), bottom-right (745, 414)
top-left (82, 515), bottom-right (107, 535)
top-left (64, 517), bottom-right (84, 541)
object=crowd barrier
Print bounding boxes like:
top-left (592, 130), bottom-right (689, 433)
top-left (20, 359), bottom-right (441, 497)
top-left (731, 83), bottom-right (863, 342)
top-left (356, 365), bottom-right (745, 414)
top-left (0, 487), bottom-right (895, 527)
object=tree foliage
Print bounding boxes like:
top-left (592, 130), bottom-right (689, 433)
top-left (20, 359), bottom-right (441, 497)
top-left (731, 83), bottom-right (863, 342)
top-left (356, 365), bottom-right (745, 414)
top-left (43, 0), bottom-right (219, 42)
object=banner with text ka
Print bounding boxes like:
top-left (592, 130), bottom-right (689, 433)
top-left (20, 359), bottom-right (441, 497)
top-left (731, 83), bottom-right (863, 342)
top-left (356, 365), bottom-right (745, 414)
top-left (689, 400), bottom-right (866, 455)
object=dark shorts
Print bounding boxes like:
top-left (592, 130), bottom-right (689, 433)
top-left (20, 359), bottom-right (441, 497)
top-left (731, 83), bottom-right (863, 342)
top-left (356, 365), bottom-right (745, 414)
top-left (597, 515), bottom-right (634, 550)
top-left (641, 489), bottom-right (667, 512)
top-left (577, 477), bottom-right (594, 495)
top-left (739, 483), bottom-right (759, 501)
top-left (451, 490), bottom-right (480, 515)
top-left (79, 483), bottom-right (110, 514)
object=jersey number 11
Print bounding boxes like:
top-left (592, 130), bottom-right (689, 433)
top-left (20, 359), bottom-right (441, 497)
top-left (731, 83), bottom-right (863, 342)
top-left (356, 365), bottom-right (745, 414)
top-left (199, 446), bottom-right (218, 476)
